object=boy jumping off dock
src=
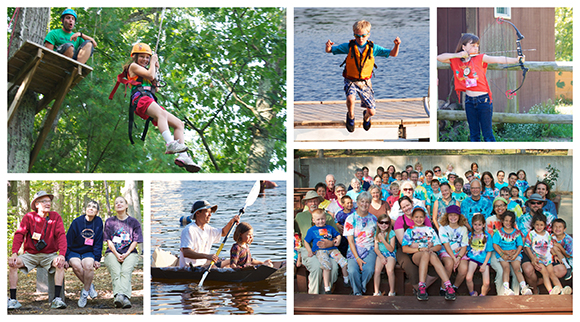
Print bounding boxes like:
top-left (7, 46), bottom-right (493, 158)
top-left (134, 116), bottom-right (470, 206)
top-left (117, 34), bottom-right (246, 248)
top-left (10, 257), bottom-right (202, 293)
top-left (325, 20), bottom-right (400, 132)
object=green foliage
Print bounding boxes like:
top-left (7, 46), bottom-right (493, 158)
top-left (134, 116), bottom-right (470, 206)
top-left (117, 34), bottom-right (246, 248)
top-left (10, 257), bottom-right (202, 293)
top-left (542, 163), bottom-right (560, 192)
top-left (555, 7), bottom-right (573, 61)
top-left (11, 7), bottom-right (286, 173)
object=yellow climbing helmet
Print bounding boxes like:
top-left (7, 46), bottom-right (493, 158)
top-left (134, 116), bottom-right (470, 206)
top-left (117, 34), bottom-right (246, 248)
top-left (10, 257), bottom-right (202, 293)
top-left (130, 43), bottom-right (152, 57)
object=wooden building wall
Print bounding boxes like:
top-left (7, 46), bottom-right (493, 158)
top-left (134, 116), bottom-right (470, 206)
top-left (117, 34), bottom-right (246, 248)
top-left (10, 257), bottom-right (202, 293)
top-left (437, 7), bottom-right (555, 113)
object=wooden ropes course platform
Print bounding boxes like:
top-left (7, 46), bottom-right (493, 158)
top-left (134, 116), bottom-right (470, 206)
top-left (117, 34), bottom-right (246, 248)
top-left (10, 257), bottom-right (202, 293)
top-left (294, 97), bottom-right (430, 142)
top-left (7, 40), bottom-right (93, 171)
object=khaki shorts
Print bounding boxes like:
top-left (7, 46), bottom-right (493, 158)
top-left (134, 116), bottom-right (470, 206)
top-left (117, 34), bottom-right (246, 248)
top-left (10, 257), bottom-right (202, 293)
top-left (18, 252), bottom-right (58, 274)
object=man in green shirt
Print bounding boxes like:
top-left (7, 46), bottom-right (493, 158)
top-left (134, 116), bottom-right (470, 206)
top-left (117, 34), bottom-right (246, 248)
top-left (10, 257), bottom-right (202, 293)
top-left (295, 190), bottom-right (340, 294)
top-left (44, 9), bottom-right (97, 64)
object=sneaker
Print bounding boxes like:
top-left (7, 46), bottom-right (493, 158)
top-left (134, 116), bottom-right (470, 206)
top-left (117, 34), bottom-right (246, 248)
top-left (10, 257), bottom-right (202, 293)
top-left (417, 286), bottom-right (428, 301)
top-left (521, 285), bottom-right (533, 295)
top-left (345, 113), bottom-right (355, 132)
top-left (388, 292), bottom-right (396, 296)
top-left (114, 294), bottom-right (124, 308)
top-left (7, 298), bottom-right (22, 310)
top-left (362, 110), bottom-right (371, 131)
top-left (561, 286), bottom-right (572, 295)
top-left (373, 292), bottom-right (382, 296)
top-left (550, 285), bottom-right (562, 295)
top-left (504, 287), bottom-right (515, 296)
top-left (78, 289), bottom-right (89, 308)
top-left (51, 297), bottom-right (67, 309)
top-left (174, 155), bottom-right (201, 173)
top-left (444, 286), bottom-right (456, 301)
top-left (122, 295), bottom-right (132, 309)
top-left (165, 140), bottom-right (188, 154)
top-left (469, 291), bottom-right (478, 296)
top-left (564, 268), bottom-right (572, 281)
top-left (89, 284), bottom-right (98, 299)
top-left (439, 288), bottom-right (446, 296)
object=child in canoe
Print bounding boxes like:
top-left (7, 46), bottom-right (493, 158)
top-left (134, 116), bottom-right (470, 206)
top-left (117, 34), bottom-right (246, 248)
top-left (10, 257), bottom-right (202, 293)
top-left (325, 20), bottom-right (400, 132)
top-left (230, 222), bottom-right (272, 269)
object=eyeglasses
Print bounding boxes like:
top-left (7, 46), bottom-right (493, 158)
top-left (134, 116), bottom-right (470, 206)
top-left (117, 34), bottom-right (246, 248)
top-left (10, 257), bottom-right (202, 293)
top-left (378, 221), bottom-right (390, 225)
top-left (403, 188), bottom-right (414, 192)
top-left (37, 200), bottom-right (52, 204)
top-left (530, 201), bottom-right (543, 205)
top-left (354, 32), bottom-right (370, 38)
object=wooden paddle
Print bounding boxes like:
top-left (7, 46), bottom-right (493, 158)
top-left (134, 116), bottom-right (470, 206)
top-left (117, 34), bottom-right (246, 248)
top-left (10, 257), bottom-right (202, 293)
top-left (197, 180), bottom-right (261, 288)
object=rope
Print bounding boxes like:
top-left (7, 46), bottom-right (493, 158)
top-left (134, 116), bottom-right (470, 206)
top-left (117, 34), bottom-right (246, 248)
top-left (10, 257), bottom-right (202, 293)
top-left (154, 7), bottom-right (166, 54)
top-left (7, 7), bottom-right (21, 57)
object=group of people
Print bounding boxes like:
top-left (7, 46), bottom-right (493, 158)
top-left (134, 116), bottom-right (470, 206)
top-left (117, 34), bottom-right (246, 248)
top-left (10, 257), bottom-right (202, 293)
top-left (179, 200), bottom-right (272, 271)
top-left (294, 162), bottom-right (572, 301)
top-left (8, 191), bottom-right (143, 310)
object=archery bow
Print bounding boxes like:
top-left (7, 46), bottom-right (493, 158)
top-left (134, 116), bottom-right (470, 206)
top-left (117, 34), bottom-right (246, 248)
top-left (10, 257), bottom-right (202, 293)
top-left (496, 17), bottom-right (528, 99)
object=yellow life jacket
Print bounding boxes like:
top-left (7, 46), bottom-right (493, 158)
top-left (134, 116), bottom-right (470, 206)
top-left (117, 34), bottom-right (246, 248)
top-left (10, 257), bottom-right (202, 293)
top-left (341, 40), bottom-right (376, 80)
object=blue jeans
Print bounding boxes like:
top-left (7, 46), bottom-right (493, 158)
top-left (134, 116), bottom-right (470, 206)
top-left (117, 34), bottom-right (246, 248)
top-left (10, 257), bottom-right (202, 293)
top-left (464, 94), bottom-right (496, 142)
top-left (347, 250), bottom-right (377, 295)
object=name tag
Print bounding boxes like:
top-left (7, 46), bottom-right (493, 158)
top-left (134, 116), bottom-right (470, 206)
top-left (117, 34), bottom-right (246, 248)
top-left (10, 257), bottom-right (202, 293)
top-left (465, 77), bottom-right (477, 88)
top-left (32, 232), bottom-right (42, 240)
top-left (84, 238), bottom-right (94, 246)
top-left (112, 236), bottom-right (122, 244)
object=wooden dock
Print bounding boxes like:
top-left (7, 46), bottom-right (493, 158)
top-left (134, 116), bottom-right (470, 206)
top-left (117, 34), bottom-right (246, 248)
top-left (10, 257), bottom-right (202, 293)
top-left (295, 294), bottom-right (573, 315)
top-left (294, 97), bottom-right (430, 142)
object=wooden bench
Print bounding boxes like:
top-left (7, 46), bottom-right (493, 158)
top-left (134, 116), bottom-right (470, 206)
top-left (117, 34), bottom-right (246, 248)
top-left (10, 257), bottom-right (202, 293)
top-left (294, 293), bottom-right (573, 314)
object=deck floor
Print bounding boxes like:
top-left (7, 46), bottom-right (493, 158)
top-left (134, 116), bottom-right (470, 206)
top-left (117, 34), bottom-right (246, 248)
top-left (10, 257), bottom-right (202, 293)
top-left (293, 98), bottom-right (430, 141)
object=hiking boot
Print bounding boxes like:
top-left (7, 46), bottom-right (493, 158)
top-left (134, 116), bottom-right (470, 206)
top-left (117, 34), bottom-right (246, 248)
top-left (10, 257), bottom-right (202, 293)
top-left (122, 295), bottom-right (132, 309)
top-left (175, 155), bottom-right (201, 173)
top-left (521, 285), bottom-right (533, 295)
top-left (78, 289), bottom-right (89, 308)
top-left (362, 110), bottom-right (371, 131)
top-left (417, 286), bottom-right (428, 301)
top-left (51, 297), bottom-right (67, 309)
top-left (165, 140), bottom-right (188, 154)
top-left (345, 113), bottom-right (355, 132)
top-left (7, 298), bottom-right (22, 310)
top-left (445, 285), bottom-right (456, 301)
top-left (89, 283), bottom-right (98, 299)
top-left (114, 294), bottom-right (124, 308)
top-left (561, 286), bottom-right (572, 295)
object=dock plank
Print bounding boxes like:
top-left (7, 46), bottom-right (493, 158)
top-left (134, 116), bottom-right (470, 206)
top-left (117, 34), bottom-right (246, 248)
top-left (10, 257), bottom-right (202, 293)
top-left (294, 294), bottom-right (573, 315)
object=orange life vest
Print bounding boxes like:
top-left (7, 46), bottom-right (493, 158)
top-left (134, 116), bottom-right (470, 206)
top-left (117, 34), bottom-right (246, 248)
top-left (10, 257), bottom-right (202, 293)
top-left (341, 40), bottom-right (376, 80)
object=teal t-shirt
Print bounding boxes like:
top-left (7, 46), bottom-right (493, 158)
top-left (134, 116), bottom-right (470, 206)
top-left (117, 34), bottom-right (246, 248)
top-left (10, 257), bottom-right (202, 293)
top-left (44, 28), bottom-right (82, 50)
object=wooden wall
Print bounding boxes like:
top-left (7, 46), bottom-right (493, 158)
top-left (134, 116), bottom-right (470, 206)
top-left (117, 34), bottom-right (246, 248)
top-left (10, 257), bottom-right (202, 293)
top-left (437, 7), bottom-right (555, 113)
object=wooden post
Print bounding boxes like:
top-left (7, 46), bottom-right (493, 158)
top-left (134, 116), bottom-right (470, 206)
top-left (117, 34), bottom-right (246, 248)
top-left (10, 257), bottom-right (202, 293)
top-left (7, 49), bottom-right (44, 123)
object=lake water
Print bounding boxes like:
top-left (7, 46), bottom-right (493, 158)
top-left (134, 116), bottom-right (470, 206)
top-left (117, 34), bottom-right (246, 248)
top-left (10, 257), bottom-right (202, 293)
top-left (150, 180), bottom-right (287, 315)
top-left (294, 7), bottom-right (430, 101)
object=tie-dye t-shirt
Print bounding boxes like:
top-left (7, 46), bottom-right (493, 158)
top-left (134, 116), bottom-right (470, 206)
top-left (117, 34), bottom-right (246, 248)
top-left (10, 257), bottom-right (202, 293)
top-left (402, 226), bottom-right (441, 249)
top-left (461, 196), bottom-right (493, 226)
top-left (452, 191), bottom-right (467, 203)
top-left (492, 227), bottom-right (523, 258)
top-left (552, 233), bottom-right (573, 258)
top-left (343, 212), bottom-right (377, 260)
top-left (467, 231), bottom-right (494, 264)
top-left (524, 230), bottom-right (553, 265)
top-left (439, 225), bottom-right (469, 256)
top-left (103, 216), bottom-right (143, 255)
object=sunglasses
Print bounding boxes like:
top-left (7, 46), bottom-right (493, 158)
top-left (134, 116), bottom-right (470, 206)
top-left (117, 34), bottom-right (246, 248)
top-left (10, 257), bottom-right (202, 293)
top-left (379, 221), bottom-right (390, 225)
top-left (435, 169), bottom-right (441, 172)
top-left (354, 32), bottom-right (370, 38)
top-left (530, 201), bottom-right (543, 205)
top-left (403, 188), bottom-right (414, 191)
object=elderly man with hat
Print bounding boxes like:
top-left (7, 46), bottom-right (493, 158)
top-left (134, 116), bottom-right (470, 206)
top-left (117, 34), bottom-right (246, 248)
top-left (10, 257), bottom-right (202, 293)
top-left (295, 191), bottom-right (341, 294)
top-left (179, 200), bottom-right (240, 268)
top-left (8, 191), bottom-right (68, 310)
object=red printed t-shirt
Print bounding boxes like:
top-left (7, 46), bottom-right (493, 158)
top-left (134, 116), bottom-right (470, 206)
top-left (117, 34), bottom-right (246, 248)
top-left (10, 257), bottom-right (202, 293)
top-left (449, 54), bottom-right (492, 102)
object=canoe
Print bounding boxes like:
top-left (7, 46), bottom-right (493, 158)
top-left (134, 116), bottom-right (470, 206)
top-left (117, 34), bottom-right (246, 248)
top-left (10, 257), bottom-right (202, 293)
top-left (151, 247), bottom-right (285, 283)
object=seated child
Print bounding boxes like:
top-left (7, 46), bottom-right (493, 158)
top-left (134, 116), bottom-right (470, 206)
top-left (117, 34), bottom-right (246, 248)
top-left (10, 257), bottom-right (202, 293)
top-left (325, 20), bottom-right (400, 132)
top-left (492, 212), bottom-right (533, 295)
top-left (230, 222), bottom-right (272, 269)
top-left (466, 214), bottom-right (493, 296)
top-left (551, 218), bottom-right (573, 280)
top-left (304, 209), bottom-right (349, 294)
top-left (438, 205), bottom-right (469, 293)
top-left (452, 177), bottom-right (467, 203)
top-left (523, 214), bottom-right (571, 295)
top-left (386, 182), bottom-right (400, 208)
top-left (402, 206), bottom-right (456, 301)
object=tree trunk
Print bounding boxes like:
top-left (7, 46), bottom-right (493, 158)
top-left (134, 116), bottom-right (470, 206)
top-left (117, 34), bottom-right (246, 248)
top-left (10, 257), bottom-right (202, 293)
top-left (52, 181), bottom-right (63, 217)
top-left (16, 180), bottom-right (30, 217)
top-left (123, 180), bottom-right (141, 223)
top-left (7, 8), bottom-right (51, 173)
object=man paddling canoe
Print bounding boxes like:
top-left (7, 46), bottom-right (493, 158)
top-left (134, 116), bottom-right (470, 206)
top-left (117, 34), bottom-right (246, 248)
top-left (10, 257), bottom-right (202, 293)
top-left (179, 200), bottom-right (240, 268)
